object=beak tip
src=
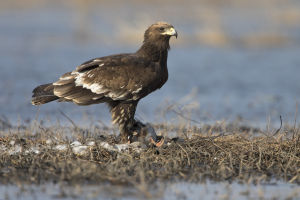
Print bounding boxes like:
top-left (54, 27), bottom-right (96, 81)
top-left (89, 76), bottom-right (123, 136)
top-left (173, 30), bottom-right (178, 39)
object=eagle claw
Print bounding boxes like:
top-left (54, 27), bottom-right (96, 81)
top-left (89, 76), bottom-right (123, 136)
top-left (128, 121), bottom-right (164, 147)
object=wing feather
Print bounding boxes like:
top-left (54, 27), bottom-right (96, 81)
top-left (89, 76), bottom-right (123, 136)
top-left (53, 53), bottom-right (162, 104)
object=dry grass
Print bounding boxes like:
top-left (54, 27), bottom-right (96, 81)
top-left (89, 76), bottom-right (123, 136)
top-left (0, 120), bottom-right (299, 188)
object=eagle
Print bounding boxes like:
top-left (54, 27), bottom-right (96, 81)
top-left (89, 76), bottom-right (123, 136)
top-left (32, 22), bottom-right (177, 145)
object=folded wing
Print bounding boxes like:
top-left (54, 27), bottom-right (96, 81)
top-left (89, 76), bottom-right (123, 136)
top-left (52, 55), bottom-right (154, 105)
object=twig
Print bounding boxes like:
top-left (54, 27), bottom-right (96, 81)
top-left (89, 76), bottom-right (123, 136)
top-left (177, 143), bottom-right (191, 166)
top-left (32, 106), bottom-right (40, 134)
top-left (292, 102), bottom-right (298, 139)
top-left (0, 115), bottom-right (12, 129)
top-left (273, 115), bottom-right (282, 136)
top-left (59, 110), bottom-right (78, 130)
top-left (210, 139), bottom-right (228, 153)
top-left (171, 109), bottom-right (202, 124)
top-left (200, 132), bottom-right (226, 141)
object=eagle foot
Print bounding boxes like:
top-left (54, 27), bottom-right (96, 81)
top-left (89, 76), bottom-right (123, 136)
top-left (128, 121), bottom-right (164, 147)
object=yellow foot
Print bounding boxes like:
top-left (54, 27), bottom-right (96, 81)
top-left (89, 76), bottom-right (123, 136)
top-left (129, 122), bottom-right (164, 147)
top-left (150, 136), bottom-right (164, 147)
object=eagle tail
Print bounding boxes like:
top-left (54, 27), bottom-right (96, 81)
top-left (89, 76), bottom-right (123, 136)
top-left (32, 83), bottom-right (59, 105)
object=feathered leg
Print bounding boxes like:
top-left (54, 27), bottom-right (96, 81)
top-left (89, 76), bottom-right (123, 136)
top-left (108, 101), bottom-right (164, 146)
top-left (108, 101), bottom-right (138, 142)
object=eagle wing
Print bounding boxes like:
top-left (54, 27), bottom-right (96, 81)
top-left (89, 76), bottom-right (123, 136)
top-left (52, 54), bottom-right (159, 105)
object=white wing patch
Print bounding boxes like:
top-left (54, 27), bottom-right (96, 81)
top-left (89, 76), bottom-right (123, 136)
top-left (71, 60), bottom-right (144, 101)
top-left (93, 59), bottom-right (102, 62)
top-left (88, 83), bottom-right (106, 94)
top-left (59, 76), bottom-right (73, 81)
top-left (132, 87), bottom-right (142, 94)
top-left (87, 72), bottom-right (95, 78)
top-left (72, 71), bottom-right (84, 86)
top-left (72, 71), bottom-right (130, 100)
top-left (53, 74), bottom-right (74, 86)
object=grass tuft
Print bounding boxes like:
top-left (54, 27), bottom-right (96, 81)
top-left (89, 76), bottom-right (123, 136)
top-left (0, 121), bottom-right (299, 186)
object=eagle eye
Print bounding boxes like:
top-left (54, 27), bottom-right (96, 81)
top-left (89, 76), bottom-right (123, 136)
top-left (159, 27), bottom-right (165, 31)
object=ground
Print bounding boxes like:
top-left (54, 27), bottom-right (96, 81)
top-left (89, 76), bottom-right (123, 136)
top-left (0, 120), bottom-right (299, 188)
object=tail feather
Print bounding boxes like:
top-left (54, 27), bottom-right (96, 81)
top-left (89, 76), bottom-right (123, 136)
top-left (32, 83), bottom-right (59, 105)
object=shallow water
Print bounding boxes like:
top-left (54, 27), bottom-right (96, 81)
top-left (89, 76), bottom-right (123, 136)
top-left (1, 1), bottom-right (300, 128)
top-left (1, 181), bottom-right (299, 200)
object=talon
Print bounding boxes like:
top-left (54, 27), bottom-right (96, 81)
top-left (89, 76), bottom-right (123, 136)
top-left (150, 136), bottom-right (164, 147)
top-left (155, 137), bottom-right (164, 147)
top-left (127, 135), bottom-right (132, 144)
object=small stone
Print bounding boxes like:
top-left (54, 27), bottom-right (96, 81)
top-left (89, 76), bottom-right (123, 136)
top-left (100, 142), bottom-right (115, 151)
top-left (8, 145), bottom-right (22, 155)
top-left (55, 144), bottom-right (67, 151)
top-left (115, 143), bottom-right (129, 152)
top-left (31, 147), bottom-right (40, 154)
top-left (72, 145), bottom-right (88, 156)
top-left (45, 139), bottom-right (52, 145)
top-left (70, 141), bottom-right (82, 147)
top-left (130, 141), bottom-right (147, 149)
top-left (86, 141), bottom-right (95, 146)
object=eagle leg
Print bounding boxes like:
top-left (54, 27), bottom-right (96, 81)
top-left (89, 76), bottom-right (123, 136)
top-left (108, 101), bottom-right (138, 143)
top-left (108, 101), bottom-right (164, 146)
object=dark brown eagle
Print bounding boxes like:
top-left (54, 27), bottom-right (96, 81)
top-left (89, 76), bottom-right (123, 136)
top-left (32, 22), bottom-right (177, 144)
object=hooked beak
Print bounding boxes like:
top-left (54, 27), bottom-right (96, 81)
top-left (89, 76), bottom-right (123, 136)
top-left (162, 27), bottom-right (178, 38)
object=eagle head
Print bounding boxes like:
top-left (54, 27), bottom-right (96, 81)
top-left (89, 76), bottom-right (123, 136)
top-left (143, 22), bottom-right (178, 45)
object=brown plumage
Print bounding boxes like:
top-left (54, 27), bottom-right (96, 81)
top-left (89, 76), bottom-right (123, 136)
top-left (32, 22), bottom-right (177, 142)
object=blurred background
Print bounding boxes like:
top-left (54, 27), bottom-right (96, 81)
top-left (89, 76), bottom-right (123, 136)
top-left (0, 0), bottom-right (300, 127)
